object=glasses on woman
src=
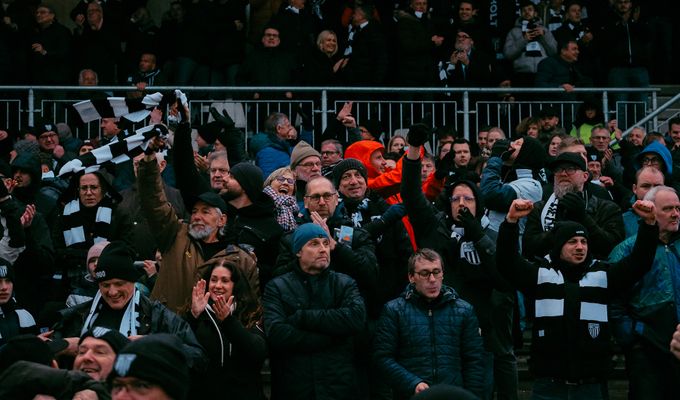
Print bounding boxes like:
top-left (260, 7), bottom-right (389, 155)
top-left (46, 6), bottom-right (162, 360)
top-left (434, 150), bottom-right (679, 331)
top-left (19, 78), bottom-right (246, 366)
top-left (275, 176), bottom-right (295, 185)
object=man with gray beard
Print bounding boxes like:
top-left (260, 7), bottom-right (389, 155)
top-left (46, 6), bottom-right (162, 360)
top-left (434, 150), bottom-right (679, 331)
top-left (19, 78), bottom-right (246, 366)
top-left (137, 144), bottom-right (237, 313)
top-left (523, 152), bottom-right (624, 260)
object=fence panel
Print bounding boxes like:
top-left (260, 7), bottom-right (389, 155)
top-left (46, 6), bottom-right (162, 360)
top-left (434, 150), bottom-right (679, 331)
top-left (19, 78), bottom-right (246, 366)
top-left (0, 99), bottom-right (22, 133)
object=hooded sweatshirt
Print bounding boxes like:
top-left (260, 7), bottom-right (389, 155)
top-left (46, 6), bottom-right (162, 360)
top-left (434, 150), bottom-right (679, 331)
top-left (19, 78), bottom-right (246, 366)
top-left (10, 153), bottom-right (42, 205)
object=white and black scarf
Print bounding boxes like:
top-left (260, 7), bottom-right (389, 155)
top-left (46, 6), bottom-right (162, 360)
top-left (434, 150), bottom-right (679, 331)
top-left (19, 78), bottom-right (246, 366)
top-left (58, 124), bottom-right (167, 178)
top-left (81, 288), bottom-right (141, 337)
top-left (61, 196), bottom-right (114, 248)
top-left (541, 193), bottom-right (559, 231)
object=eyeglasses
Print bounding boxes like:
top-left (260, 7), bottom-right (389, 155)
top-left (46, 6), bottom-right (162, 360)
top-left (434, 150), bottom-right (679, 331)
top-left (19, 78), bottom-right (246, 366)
top-left (79, 185), bottom-right (101, 193)
top-left (275, 176), bottom-right (295, 185)
top-left (305, 192), bottom-right (337, 203)
top-left (39, 133), bottom-right (57, 140)
top-left (641, 157), bottom-right (661, 166)
top-left (321, 151), bottom-right (339, 157)
top-left (450, 195), bottom-right (475, 203)
top-left (298, 161), bottom-right (321, 169)
top-left (554, 166), bottom-right (581, 175)
top-left (413, 269), bottom-right (443, 279)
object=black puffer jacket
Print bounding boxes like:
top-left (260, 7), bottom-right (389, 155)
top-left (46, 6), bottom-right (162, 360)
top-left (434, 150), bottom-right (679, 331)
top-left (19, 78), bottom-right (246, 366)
top-left (263, 263), bottom-right (366, 400)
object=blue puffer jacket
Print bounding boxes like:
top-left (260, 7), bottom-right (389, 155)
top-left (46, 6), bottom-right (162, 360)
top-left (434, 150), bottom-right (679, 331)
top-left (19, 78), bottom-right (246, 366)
top-left (250, 132), bottom-right (292, 177)
top-left (608, 233), bottom-right (680, 351)
top-left (373, 284), bottom-right (485, 399)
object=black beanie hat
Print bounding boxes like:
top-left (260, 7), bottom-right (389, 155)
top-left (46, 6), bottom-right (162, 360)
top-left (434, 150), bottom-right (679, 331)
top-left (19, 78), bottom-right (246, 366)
top-left (94, 241), bottom-right (142, 283)
top-left (0, 257), bottom-right (15, 282)
top-left (332, 158), bottom-right (367, 188)
top-left (109, 334), bottom-right (190, 400)
top-left (549, 221), bottom-right (589, 262)
top-left (0, 334), bottom-right (67, 373)
top-left (515, 136), bottom-right (546, 171)
top-left (79, 327), bottom-right (130, 354)
top-left (197, 121), bottom-right (220, 144)
top-left (229, 163), bottom-right (264, 201)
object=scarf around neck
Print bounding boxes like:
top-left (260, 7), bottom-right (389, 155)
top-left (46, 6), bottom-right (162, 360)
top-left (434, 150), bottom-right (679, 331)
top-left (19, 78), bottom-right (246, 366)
top-left (81, 287), bottom-right (141, 337)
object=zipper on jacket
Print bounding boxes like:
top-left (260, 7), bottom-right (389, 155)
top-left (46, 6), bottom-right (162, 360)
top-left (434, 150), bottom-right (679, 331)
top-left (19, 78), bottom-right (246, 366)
top-left (206, 304), bottom-right (225, 367)
top-left (428, 308), bottom-right (438, 381)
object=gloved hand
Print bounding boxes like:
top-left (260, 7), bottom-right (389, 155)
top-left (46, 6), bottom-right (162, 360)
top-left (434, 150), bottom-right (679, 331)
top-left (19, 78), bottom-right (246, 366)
top-left (381, 203), bottom-right (407, 225)
top-left (210, 107), bottom-right (235, 128)
top-left (559, 192), bottom-right (586, 222)
top-left (407, 123), bottom-right (431, 147)
top-left (456, 207), bottom-right (484, 241)
top-left (435, 151), bottom-right (454, 180)
top-left (490, 139), bottom-right (510, 158)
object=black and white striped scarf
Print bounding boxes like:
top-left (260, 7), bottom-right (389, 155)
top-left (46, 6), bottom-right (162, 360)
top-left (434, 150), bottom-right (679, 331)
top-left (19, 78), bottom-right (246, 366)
top-left (81, 288), bottom-right (141, 337)
top-left (58, 124), bottom-right (168, 178)
top-left (61, 196), bottom-right (115, 248)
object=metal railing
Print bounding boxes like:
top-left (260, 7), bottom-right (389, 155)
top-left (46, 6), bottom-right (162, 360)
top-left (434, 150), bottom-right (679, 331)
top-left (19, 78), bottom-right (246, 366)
top-left (0, 86), bottom-right (661, 143)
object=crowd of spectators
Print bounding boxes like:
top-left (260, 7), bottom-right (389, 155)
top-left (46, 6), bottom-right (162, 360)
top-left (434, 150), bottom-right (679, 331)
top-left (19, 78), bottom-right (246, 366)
top-left (0, 0), bottom-right (675, 92)
top-left (0, 82), bottom-right (679, 398)
top-left (0, 0), bottom-right (679, 399)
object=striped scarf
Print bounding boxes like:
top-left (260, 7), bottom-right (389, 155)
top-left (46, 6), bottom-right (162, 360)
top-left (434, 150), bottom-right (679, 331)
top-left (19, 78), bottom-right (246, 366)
top-left (81, 288), bottom-right (141, 337)
top-left (61, 196), bottom-right (115, 248)
top-left (58, 124), bottom-right (168, 178)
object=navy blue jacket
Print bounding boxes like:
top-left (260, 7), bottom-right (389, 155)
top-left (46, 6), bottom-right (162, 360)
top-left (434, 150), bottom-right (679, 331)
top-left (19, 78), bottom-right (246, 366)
top-left (373, 284), bottom-right (485, 399)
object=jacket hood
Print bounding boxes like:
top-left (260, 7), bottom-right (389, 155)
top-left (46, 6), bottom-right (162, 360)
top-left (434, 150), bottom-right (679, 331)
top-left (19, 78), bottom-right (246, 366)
top-left (636, 141), bottom-right (672, 174)
top-left (439, 179), bottom-right (485, 222)
top-left (344, 140), bottom-right (386, 178)
top-left (10, 153), bottom-right (42, 196)
top-left (515, 136), bottom-right (546, 172)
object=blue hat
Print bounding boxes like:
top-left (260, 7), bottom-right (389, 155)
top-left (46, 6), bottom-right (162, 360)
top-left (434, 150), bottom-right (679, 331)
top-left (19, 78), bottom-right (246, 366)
top-left (293, 223), bottom-right (329, 254)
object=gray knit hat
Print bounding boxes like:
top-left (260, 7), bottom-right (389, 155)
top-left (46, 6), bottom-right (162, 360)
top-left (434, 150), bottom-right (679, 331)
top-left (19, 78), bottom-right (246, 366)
top-left (290, 141), bottom-right (321, 169)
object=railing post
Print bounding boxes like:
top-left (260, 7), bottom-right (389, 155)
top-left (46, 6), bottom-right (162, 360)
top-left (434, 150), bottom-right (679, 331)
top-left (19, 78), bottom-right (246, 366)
top-left (321, 89), bottom-right (328, 134)
top-left (652, 90), bottom-right (658, 131)
top-left (463, 90), bottom-right (470, 140)
top-left (602, 91), bottom-right (609, 123)
top-left (28, 88), bottom-right (35, 127)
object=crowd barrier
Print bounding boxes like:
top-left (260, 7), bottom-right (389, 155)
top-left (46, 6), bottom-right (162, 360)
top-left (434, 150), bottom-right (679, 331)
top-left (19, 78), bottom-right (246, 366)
top-left (0, 86), bottom-right (662, 147)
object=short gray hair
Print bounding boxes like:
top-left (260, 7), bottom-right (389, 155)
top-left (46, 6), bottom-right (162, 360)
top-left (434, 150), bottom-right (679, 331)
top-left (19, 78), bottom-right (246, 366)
top-left (644, 185), bottom-right (677, 202)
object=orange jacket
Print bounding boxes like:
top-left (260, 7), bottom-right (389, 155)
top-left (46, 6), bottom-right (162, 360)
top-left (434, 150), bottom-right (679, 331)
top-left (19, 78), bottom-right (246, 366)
top-left (344, 141), bottom-right (445, 249)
